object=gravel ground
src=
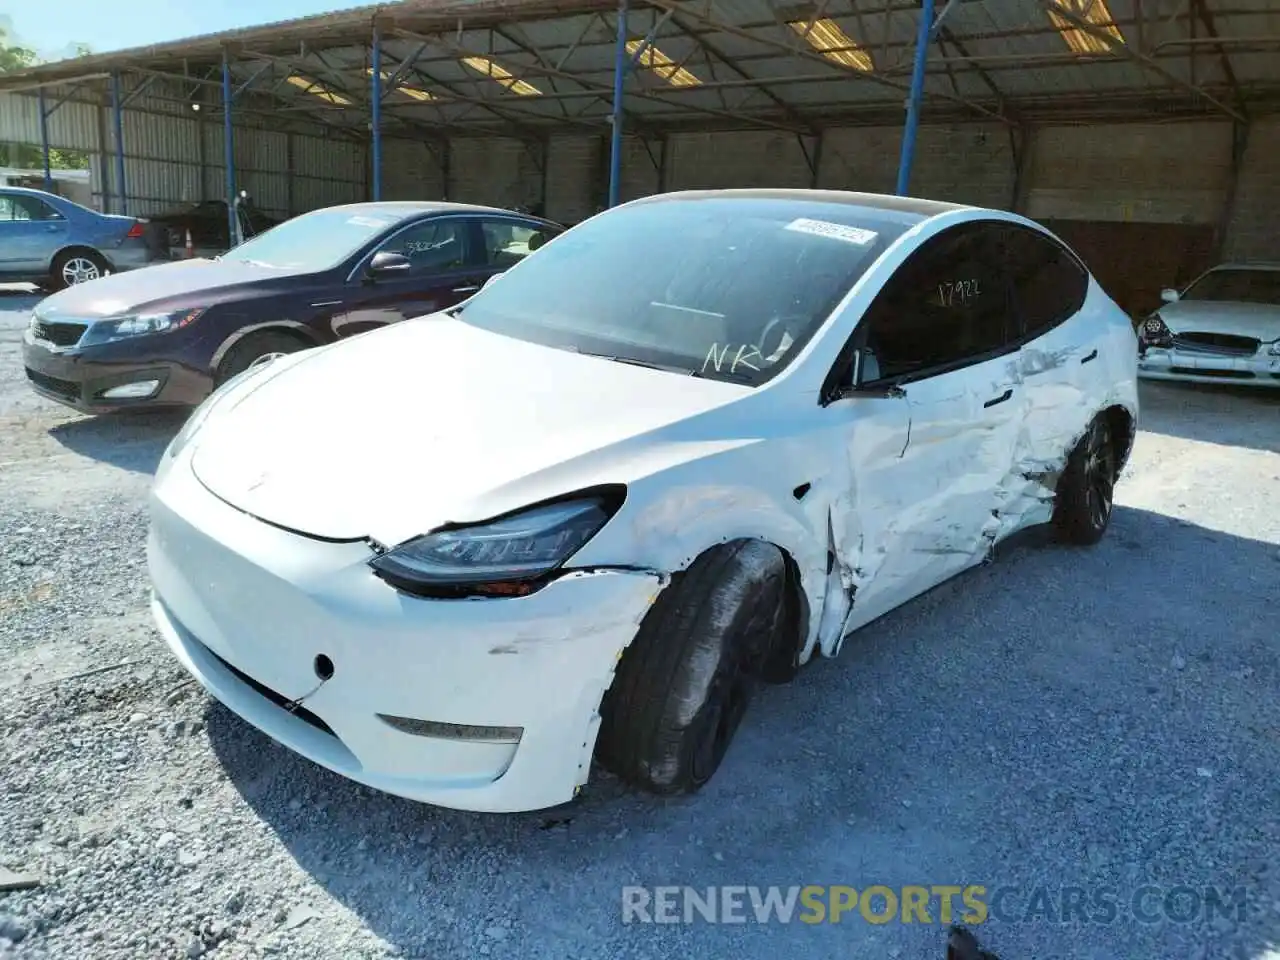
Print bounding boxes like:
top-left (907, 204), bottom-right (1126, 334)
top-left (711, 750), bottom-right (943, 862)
top-left (1, 283), bottom-right (1278, 960)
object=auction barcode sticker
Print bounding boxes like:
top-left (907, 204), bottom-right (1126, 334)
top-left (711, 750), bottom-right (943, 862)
top-left (784, 218), bottom-right (878, 246)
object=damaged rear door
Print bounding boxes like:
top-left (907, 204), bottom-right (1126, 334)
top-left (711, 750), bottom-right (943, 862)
top-left (1001, 223), bottom-right (1097, 496)
top-left (833, 221), bottom-right (1026, 629)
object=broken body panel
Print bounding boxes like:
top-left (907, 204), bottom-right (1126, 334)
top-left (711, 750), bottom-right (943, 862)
top-left (148, 199), bottom-right (1138, 812)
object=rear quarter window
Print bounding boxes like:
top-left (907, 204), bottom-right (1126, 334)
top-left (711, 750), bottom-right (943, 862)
top-left (1003, 225), bottom-right (1089, 339)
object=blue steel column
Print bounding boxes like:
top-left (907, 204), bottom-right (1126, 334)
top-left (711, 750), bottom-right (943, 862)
top-left (895, 0), bottom-right (935, 197)
top-left (371, 26), bottom-right (383, 201)
top-left (111, 73), bottom-right (128, 214)
top-left (38, 88), bottom-right (53, 192)
top-left (607, 0), bottom-right (628, 208)
top-left (222, 52), bottom-right (237, 244)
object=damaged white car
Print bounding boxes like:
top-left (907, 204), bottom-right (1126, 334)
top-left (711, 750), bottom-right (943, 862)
top-left (1138, 262), bottom-right (1280, 387)
top-left (147, 189), bottom-right (1139, 813)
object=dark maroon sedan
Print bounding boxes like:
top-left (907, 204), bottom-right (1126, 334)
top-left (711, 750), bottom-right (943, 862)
top-left (22, 201), bottom-right (562, 414)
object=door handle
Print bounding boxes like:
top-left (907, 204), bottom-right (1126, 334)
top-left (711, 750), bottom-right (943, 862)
top-left (1081, 348), bottom-right (1098, 364)
top-left (452, 284), bottom-right (480, 294)
top-left (983, 388), bottom-right (1014, 409)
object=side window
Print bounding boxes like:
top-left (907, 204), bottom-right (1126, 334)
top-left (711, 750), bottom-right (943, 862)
top-left (28, 198), bottom-right (62, 221)
top-left (0, 195), bottom-right (62, 221)
top-left (857, 224), bottom-right (1014, 383)
top-left (1002, 225), bottom-right (1088, 339)
top-left (376, 219), bottom-right (469, 274)
top-left (480, 219), bottom-right (558, 269)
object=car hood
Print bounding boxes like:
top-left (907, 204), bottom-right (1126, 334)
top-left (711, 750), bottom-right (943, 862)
top-left (189, 317), bottom-right (749, 545)
top-left (1158, 300), bottom-right (1280, 341)
top-left (35, 258), bottom-right (286, 319)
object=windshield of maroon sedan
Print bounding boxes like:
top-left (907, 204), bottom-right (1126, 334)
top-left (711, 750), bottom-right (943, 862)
top-left (223, 208), bottom-right (403, 271)
top-left (1183, 268), bottom-right (1280, 305)
top-left (453, 197), bottom-right (910, 386)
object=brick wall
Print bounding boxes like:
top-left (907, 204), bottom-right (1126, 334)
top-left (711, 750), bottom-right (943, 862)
top-left (1026, 121), bottom-right (1232, 224)
top-left (1223, 117), bottom-right (1280, 262)
top-left (447, 136), bottom-right (542, 210)
top-left (381, 139), bottom-right (445, 202)
top-left (545, 135), bottom-right (598, 222)
top-left (380, 118), bottom-right (1279, 263)
top-left (667, 131), bottom-right (812, 190)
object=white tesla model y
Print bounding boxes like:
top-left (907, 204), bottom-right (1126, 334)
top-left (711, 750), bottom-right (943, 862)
top-left (147, 189), bottom-right (1139, 813)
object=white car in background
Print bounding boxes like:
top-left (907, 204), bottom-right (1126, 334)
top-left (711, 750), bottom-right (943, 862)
top-left (1138, 262), bottom-right (1280, 387)
top-left (147, 189), bottom-right (1139, 813)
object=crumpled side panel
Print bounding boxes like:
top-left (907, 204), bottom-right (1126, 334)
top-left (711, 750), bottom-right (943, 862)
top-left (814, 311), bottom-right (1139, 658)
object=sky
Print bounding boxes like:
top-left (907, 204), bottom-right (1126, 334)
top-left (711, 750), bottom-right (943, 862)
top-left (3, 1), bottom-right (367, 60)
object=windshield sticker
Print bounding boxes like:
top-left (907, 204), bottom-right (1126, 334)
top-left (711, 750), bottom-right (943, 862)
top-left (784, 218), bottom-right (878, 246)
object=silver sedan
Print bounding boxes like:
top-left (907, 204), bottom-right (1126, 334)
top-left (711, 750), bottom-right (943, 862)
top-left (1138, 262), bottom-right (1280, 388)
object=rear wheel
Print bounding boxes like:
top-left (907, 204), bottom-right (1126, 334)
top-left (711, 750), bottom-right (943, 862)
top-left (214, 330), bottom-right (307, 386)
top-left (1052, 414), bottom-right (1117, 545)
top-left (52, 249), bottom-right (109, 289)
top-left (595, 540), bottom-right (791, 794)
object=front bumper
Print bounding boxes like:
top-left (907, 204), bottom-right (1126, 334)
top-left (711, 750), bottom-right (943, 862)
top-left (1138, 345), bottom-right (1280, 388)
top-left (21, 330), bottom-right (214, 413)
top-left (147, 451), bottom-right (662, 813)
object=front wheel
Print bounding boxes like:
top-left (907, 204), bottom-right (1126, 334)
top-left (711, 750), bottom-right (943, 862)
top-left (214, 330), bottom-right (307, 386)
top-left (1052, 414), bottom-right (1117, 545)
top-left (595, 540), bottom-right (790, 795)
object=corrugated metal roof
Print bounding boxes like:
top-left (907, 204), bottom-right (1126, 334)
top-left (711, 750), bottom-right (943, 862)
top-left (0, 0), bottom-right (1276, 134)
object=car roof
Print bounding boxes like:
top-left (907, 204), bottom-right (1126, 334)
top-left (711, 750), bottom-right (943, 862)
top-left (630, 188), bottom-right (972, 227)
top-left (0, 185), bottom-right (65, 201)
top-left (314, 200), bottom-right (557, 223)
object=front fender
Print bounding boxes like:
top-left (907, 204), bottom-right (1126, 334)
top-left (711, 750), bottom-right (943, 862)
top-left (208, 319), bottom-right (322, 373)
top-left (568, 438), bottom-right (837, 657)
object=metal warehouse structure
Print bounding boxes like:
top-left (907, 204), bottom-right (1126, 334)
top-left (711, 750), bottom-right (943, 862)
top-left (2, 0), bottom-right (1279, 311)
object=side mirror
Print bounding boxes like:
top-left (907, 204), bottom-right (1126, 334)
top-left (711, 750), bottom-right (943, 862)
top-left (840, 348), bottom-right (904, 400)
top-left (855, 348), bottom-right (881, 386)
top-left (1160, 288), bottom-right (1180, 303)
top-left (825, 348), bottom-right (902, 404)
top-left (367, 250), bottom-right (411, 278)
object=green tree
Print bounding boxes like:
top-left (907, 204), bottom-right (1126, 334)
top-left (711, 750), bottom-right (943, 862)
top-left (0, 27), bottom-right (36, 72)
top-left (0, 31), bottom-right (91, 170)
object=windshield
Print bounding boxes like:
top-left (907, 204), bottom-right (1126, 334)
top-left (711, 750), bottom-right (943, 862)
top-left (1182, 268), bottom-right (1280, 305)
top-left (453, 197), bottom-right (908, 386)
top-left (222, 208), bottom-right (402, 271)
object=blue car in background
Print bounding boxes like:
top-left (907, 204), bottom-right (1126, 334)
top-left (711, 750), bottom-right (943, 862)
top-left (0, 186), bottom-right (165, 290)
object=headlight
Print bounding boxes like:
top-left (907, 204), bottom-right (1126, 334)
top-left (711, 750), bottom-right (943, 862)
top-left (369, 489), bottom-right (624, 598)
top-left (1138, 313), bottom-right (1174, 349)
top-left (1268, 341), bottom-right (1280, 356)
top-left (164, 353), bottom-right (280, 461)
top-left (81, 308), bottom-right (204, 347)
